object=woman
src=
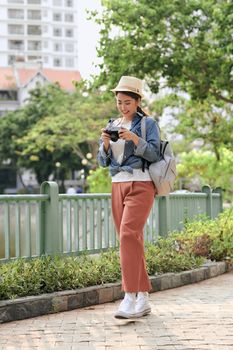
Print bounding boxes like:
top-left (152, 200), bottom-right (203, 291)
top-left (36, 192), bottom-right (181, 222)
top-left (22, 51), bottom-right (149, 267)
top-left (98, 76), bottom-right (160, 319)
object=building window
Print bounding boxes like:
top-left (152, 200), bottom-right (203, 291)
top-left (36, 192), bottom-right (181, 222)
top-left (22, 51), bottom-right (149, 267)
top-left (8, 0), bottom-right (24, 4)
top-left (54, 42), bottom-right (62, 52)
top-left (65, 28), bottom-right (73, 37)
top-left (8, 25), bottom-right (24, 35)
top-left (54, 58), bottom-right (62, 67)
top-left (28, 0), bottom-right (41, 3)
top-left (65, 43), bottom-right (74, 52)
top-left (43, 41), bottom-right (48, 48)
top-left (8, 55), bottom-right (16, 65)
top-left (53, 0), bottom-right (62, 5)
top-left (65, 57), bottom-right (74, 68)
top-left (0, 90), bottom-right (17, 101)
top-left (28, 41), bottom-right (41, 51)
top-left (28, 56), bottom-right (42, 61)
top-left (28, 10), bottom-right (41, 20)
top-left (8, 40), bottom-right (24, 50)
top-left (43, 56), bottom-right (48, 63)
top-left (65, 0), bottom-right (73, 7)
top-left (53, 13), bottom-right (62, 21)
top-left (8, 9), bottom-right (24, 19)
top-left (65, 13), bottom-right (73, 22)
top-left (42, 10), bottom-right (47, 17)
top-left (53, 28), bottom-right (62, 37)
top-left (27, 25), bottom-right (42, 35)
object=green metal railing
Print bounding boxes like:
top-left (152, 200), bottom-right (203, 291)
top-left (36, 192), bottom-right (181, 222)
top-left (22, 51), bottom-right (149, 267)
top-left (0, 194), bottom-right (48, 261)
top-left (0, 182), bottom-right (223, 263)
top-left (59, 193), bottom-right (117, 255)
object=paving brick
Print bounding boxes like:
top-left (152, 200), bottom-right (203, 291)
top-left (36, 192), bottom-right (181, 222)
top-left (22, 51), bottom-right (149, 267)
top-left (160, 273), bottom-right (174, 290)
top-left (67, 292), bottom-right (84, 310)
top-left (99, 286), bottom-right (114, 304)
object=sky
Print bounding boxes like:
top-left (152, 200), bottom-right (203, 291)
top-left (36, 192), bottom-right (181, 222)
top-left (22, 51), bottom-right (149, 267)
top-left (77, 0), bottom-right (102, 80)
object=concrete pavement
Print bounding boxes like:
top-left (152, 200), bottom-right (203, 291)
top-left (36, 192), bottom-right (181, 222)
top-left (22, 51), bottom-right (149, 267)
top-left (0, 271), bottom-right (233, 350)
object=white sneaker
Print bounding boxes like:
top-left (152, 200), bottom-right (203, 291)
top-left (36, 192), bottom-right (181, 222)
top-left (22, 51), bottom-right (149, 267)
top-left (134, 292), bottom-right (151, 318)
top-left (114, 293), bottom-right (136, 319)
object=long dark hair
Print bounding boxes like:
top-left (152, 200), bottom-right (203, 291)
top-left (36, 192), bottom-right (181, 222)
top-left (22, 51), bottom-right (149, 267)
top-left (115, 91), bottom-right (148, 116)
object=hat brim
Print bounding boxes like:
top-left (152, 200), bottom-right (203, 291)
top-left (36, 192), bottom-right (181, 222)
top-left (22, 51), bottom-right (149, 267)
top-left (111, 88), bottom-right (143, 98)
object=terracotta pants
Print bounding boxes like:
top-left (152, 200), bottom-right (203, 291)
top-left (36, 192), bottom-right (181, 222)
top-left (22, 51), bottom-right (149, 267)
top-left (111, 181), bottom-right (156, 292)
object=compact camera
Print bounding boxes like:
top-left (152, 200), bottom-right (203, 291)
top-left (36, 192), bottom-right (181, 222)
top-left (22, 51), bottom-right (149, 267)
top-left (104, 126), bottom-right (121, 142)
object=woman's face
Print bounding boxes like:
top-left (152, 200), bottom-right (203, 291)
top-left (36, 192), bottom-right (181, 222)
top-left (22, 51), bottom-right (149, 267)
top-left (116, 92), bottom-right (139, 119)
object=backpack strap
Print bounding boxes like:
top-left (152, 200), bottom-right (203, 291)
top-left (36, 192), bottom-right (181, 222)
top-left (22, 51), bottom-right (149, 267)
top-left (141, 117), bottom-right (147, 172)
top-left (141, 116), bottom-right (146, 139)
top-left (141, 117), bottom-right (162, 171)
top-left (141, 116), bottom-right (161, 138)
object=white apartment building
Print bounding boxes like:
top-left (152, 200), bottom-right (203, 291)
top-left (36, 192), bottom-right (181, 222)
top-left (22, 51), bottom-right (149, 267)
top-left (0, 0), bottom-right (78, 70)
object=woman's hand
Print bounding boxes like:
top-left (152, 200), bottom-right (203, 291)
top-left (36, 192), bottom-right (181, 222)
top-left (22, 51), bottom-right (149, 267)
top-left (101, 128), bottom-right (110, 152)
top-left (119, 128), bottom-right (139, 145)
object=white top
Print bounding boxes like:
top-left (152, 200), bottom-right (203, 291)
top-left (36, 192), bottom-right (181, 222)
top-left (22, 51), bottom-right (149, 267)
top-left (112, 168), bottom-right (151, 182)
top-left (110, 118), bottom-right (131, 164)
top-left (110, 118), bottom-right (152, 183)
top-left (66, 187), bottom-right (76, 195)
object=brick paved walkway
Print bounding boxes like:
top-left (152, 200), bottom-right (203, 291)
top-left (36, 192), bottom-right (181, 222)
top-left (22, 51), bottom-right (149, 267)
top-left (0, 271), bottom-right (233, 350)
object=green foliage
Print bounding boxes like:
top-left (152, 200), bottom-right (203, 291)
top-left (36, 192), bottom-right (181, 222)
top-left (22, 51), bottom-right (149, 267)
top-left (150, 95), bottom-right (233, 159)
top-left (170, 208), bottom-right (233, 261)
top-left (93, 0), bottom-right (233, 104)
top-left (17, 82), bottom-right (115, 162)
top-left (145, 239), bottom-right (204, 275)
top-left (0, 250), bottom-right (121, 300)
top-left (0, 84), bottom-right (76, 183)
top-left (86, 167), bottom-right (111, 193)
top-left (164, 96), bottom-right (233, 199)
top-left (177, 148), bottom-right (233, 201)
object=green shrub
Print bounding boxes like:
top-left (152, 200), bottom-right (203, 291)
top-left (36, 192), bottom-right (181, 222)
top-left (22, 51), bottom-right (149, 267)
top-left (145, 238), bottom-right (204, 275)
top-left (177, 149), bottom-right (233, 202)
top-left (209, 209), bottom-right (233, 260)
top-left (0, 250), bottom-right (121, 300)
top-left (86, 167), bottom-right (111, 193)
top-left (169, 208), bottom-right (233, 261)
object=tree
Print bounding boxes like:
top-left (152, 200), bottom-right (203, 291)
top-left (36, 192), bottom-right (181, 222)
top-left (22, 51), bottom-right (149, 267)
top-left (0, 109), bottom-right (27, 187)
top-left (92, 0), bottom-right (233, 103)
top-left (17, 82), bottom-right (116, 173)
top-left (0, 84), bottom-right (73, 184)
top-left (177, 148), bottom-right (233, 202)
top-left (149, 94), bottom-right (233, 161)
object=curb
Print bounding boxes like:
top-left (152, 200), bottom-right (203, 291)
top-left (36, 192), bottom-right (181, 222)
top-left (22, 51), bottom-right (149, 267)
top-left (0, 261), bottom-right (231, 324)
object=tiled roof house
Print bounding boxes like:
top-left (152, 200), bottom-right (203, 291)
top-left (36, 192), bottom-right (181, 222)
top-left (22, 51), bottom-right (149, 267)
top-left (0, 62), bottom-right (82, 116)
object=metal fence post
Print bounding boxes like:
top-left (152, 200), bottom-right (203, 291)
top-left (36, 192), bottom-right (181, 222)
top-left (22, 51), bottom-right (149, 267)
top-left (202, 185), bottom-right (213, 219)
top-left (158, 196), bottom-right (171, 237)
top-left (40, 181), bottom-right (61, 255)
top-left (213, 187), bottom-right (223, 213)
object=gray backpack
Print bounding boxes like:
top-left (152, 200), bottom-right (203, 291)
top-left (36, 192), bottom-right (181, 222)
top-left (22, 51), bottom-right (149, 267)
top-left (141, 116), bottom-right (177, 196)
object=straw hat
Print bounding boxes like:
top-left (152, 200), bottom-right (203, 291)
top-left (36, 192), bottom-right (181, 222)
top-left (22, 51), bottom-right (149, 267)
top-left (111, 76), bottom-right (143, 98)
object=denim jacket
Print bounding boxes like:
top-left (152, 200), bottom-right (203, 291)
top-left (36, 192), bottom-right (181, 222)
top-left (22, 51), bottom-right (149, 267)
top-left (97, 112), bottom-right (161, 177)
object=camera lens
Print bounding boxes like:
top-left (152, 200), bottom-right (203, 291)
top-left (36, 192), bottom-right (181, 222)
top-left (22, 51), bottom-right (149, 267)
top-left (110, 132), bottom-right (119, 142)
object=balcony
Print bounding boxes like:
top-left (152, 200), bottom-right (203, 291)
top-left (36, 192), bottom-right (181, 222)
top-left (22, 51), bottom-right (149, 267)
top-left (27, 26), bottom-right (42, 36)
